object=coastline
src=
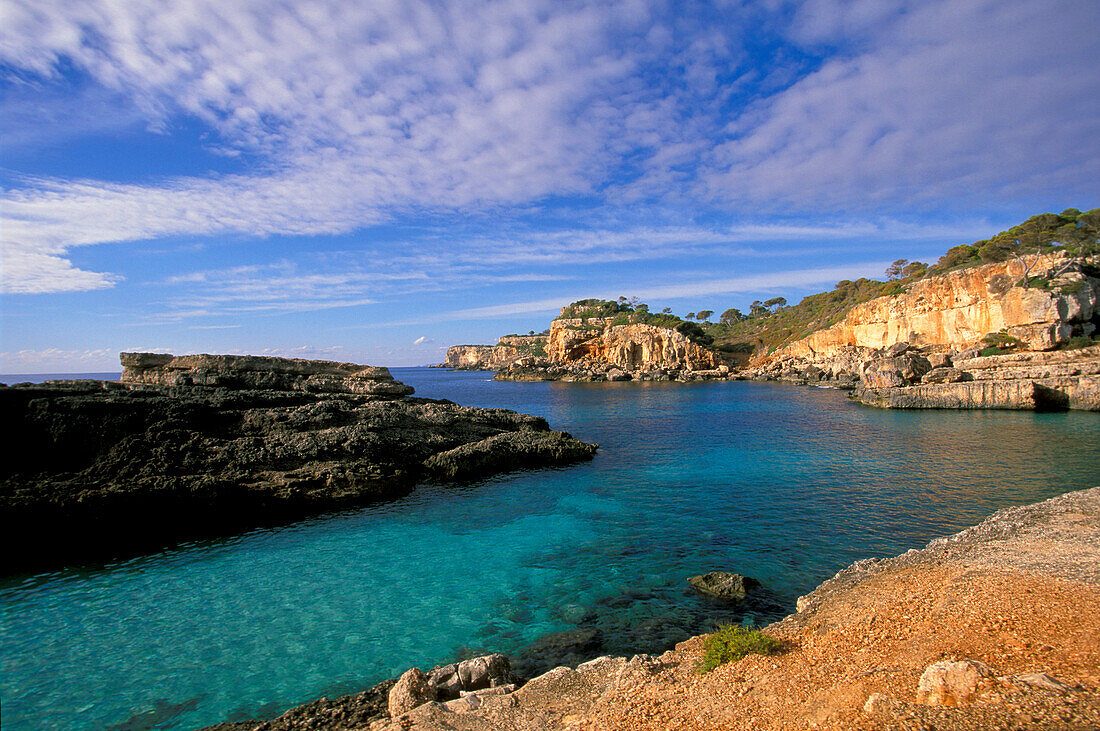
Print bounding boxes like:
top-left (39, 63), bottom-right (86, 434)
top-left (247, 486), bottom-right (1100, 731)
top-left (0, 356), bottom-right (598, 574)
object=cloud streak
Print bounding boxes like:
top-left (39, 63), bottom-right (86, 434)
top-left (1, 0), bottom-right (1096, 297)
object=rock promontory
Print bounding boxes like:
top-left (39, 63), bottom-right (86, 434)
top-left (445, 300), bottom-right (728, 382)
top-left (0, 352), bottom-right (597, 574)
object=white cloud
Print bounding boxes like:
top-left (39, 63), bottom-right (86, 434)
top-left (412, 336), bottom-right (432, 345)
top-left (357, 261), bottom-right (889, 327)
top-left (698, 0), bottom-right (1100, 206)
top-left (0, 347), bottom-right (118, 373)
top-left (0, 0), bottom-right (1095, 296)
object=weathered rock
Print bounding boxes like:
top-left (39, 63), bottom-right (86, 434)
top-left (547, 319), bottom-right (721, 372)
top-left (606, 368), bottom-right (630, 382)
top-left (860, 353), bottom-right (932, 389)
top-left (885, 341), bottom-right (911, 357)
top-left (422, 431), bottom-right (597, 481)
top-left (921, 366), bottom-right (972, 384)
top-left (121, 352), bottom-right (414, 397)
top-left (0, 354), bottom-right (598, 574)
top-left (427, 654), bottom-right (515, 701)
top-left (856, 347), bottom-right (1100, 411)
top-left (388, 668), bottom-right (435, 717)
top-left (444, 336), bottom-right (547, 370)
top-left (687, 571), bottom-right (761, 601)
top-left (915, 659), bottom-right (995, 707)
top-left (765, 254), bottom-right (1099, 360)
top-left (927, 352), bottom-right (953, 368)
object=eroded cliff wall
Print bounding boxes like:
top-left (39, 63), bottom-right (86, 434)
top-left (444, 336), bottom-right (547, 370)
top-left (546, 316), bottom-right (721, 371)
top-left (765, 254), bottom-right (1098, 365)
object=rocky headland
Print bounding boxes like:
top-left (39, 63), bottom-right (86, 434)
top-left (743, 254), bottom-right (1100, 410)
top-left (0, 352), bottom-right (597, 574)
top-left (446, 301), bottom-right (730, 383)
top-left (232, 486), bottom-right (1100, 730)
top-left (445, 335), bottom-right (548, 371)
top-left (441, 231), bottom-right (1100, 405)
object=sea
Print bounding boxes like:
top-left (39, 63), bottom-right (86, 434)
top-left (2, 367), bottom-right (1098, 730)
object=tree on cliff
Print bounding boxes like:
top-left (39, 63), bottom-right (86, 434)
top-left (720, 308), bottom-right (745, 325)
top-left (686, 312), bottom-right (696, 320)
top-left (696, 310), bottom-right (714, 322)
top-left (886, 259), bottom-right (909, 279)
top-left (763, 297), bottom-right (787, 311)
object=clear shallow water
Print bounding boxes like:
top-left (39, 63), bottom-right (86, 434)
top-left (2, 368), bottom-right (1099, 730)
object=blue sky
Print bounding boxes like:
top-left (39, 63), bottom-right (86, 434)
top-left (2, 0), bottom-right (1098, 371)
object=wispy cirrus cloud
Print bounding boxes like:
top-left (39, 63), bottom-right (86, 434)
top-left (1, 0), bottom-right (1096, 298)
top-left (697, 0), bottom-right (1100, 206)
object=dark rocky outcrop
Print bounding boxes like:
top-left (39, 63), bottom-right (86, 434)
top-left (0, 353), bottom-right (597, 574)
top-left (687, 571), bottom-right (761, 601)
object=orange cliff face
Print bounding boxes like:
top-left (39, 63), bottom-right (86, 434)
top-left (765, 254), bottom-right (1099, 364)
top-left (547, 317), bottom-right (722, 371)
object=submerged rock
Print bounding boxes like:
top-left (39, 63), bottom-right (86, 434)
top-left (687, 571), bottom-right (761, 601)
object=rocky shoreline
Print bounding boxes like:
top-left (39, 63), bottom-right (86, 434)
top-left (0, 353), bottom-right (597, 574)
top-left (231, 487), bottom-right (1100, 730)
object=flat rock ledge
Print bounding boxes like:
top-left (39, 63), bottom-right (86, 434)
top-left (0, 353), bottom-right (597, 574)
top-left (236, 487), bottom-right (1100, 730)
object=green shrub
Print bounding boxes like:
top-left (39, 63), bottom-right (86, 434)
top-left (697, 625), bottom-right (782, 673)
top-left (1062, 336), bottom-right (1098, 350)
top-left (981, 330), bottom-right (1023, 352)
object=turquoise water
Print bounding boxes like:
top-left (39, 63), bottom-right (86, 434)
top-left (2, 369), bottom-right (1099, 729)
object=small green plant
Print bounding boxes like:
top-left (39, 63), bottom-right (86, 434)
top-left (1061, 335), bottom-right (1098, 350)
top-left (979, 329), bottom-right (1023, 356)
top-left (697, 625), bottom-right (782, 673)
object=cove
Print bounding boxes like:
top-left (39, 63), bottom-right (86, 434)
top-left (2, 369), bottom-right (1098, 730)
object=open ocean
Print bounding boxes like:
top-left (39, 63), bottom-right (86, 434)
top-left (2, 367), bottom-right (1098, 729)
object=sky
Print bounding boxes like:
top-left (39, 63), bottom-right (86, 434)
top-left (2, 0), bottom-right (1098, 372)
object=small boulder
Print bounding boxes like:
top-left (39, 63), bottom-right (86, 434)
top-left (606, 368), bottom-right (631, 381)
top-left (687, 571), bottom-right (760, 601)
top-left (916, 659), bottom-right (994, 707)
top-left (388, 667), bottom-right (435, 717)
top-left (921, 367), bottom-right (972, 384)
top-left (885, 341), bottom-right (911, 357)
top-left (927, 352), bottom-right (953, 369)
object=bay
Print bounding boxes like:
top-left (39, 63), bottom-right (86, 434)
top-left (2, 368), bottom-right (1098, 730)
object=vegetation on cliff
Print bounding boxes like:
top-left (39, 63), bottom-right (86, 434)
top-left (557, 297), bottom-right (714, 346)
top-left (702, 208), bottom-right (1099, 358)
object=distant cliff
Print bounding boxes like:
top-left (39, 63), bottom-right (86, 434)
top-left (742, 253), bottom-right (1100, 411)
top-left (544, 314), bottom-right (721, 372)
top-left (444, 300), bottom-right (727, 382)
top-left (444, 335), bottom-right (546, 370)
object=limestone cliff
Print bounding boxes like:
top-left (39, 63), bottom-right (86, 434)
top-left (764, 254), bottom-right (1098, 365)
top-left (444, 335), bottom-right (546, 370)
top-left (547, 315), bottom-right (722, 371)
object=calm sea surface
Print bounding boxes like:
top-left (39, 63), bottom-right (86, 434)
top-left (2, 368), bottom-right (1098, 729)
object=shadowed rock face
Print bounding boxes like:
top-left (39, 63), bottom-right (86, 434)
top-left (0, 353), bottom-right (597, 574)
